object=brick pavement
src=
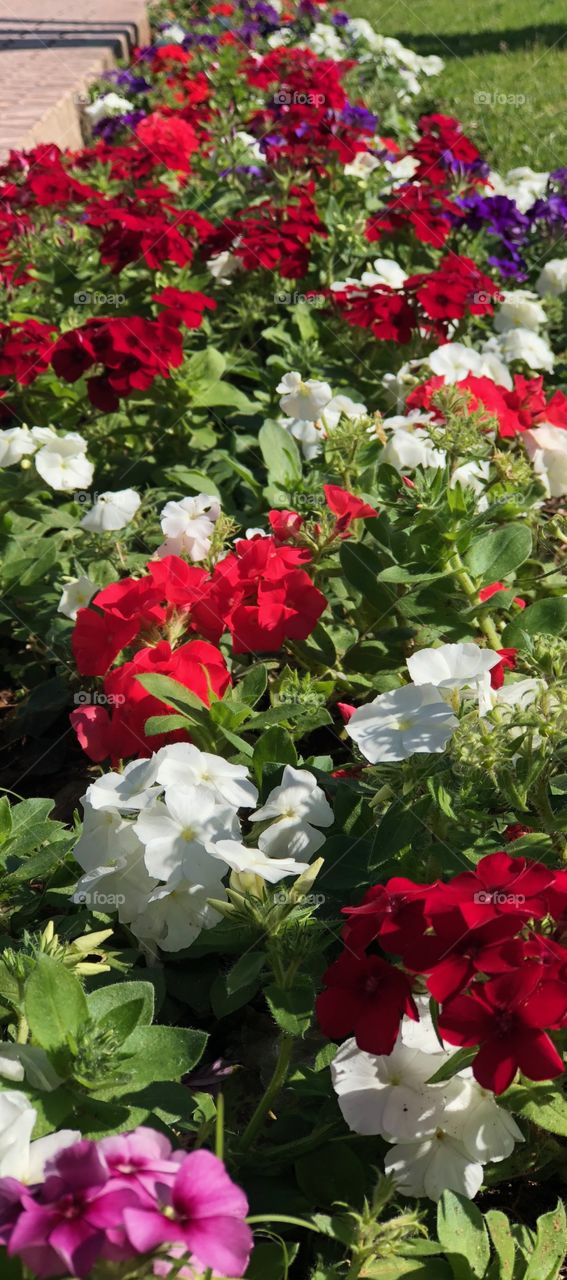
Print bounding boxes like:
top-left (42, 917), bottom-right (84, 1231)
top-left (0, 1), bottom-right (151, 156)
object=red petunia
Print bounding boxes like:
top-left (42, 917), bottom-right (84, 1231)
top-left (316, 951), bottom-right (418, 1054)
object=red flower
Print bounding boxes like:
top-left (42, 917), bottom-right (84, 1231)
top-left (479, 582), bottom-right (526, 610)
top-left (488, 647), bottom-right (518, 689)
top-left (316, 951), bottom-right (418, 1054)
top-left (324, 484), bottom-right (378, 533)
top-left (135, 113), bottom-right (199, 172)
top-left (425, 850), bottom-right (554, 930)
top-left (439, 967), bottom-right (567, 1093)
top-left (152, 287), bottom-right (216, 328)
top-left (268, 509), bottom-right (304, 542)
top-left (341, 878), bottom-right (429, 955)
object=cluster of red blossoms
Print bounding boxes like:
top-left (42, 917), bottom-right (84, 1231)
top-left (408, 371), bottom-right (567, 438)
top-left (317, 851), bottom-right (567, 1094)
top-left (199, 184), bottom-right (327, 279)
top-left (329, 255), bottom-right (500, 345)
top-left (366, 114), bottom-right (486, 248)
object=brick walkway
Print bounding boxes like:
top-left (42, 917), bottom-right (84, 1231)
top-left (0, 1), bottom-right (151, 156)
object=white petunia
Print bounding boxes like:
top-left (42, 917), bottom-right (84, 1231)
top-left (332, 1036), bottom-right (449, 1141)
top-left (280, 416), bottom-right (324, 460)
top-left (84, 93), bottom-right (134, 126)
top-left (380, 422), bottom-right (446, 473)
top-left (524, 423), bottom-right (567, 497)
top-left (277, 372), bottom-right (333, 422)
top-left (308, 22), bottom-right (345, 57)
top-left (344, 151), bottom-right (381, 179)
top-left (157, 494), bottom-right (221, 561)
top-left (214, 839), bottom-right (310, 883)
top-left (361, 258), bottom-right (408, 290)
top-left (251, 765), bottom-right (333, 859)
top-left (73, 854), bottom-right (159, 925)
top-left (73, 804), bottom-right (142, 873)
top-left (33, 431), bottom-right (94, 493)
top-left (450, 459), bottom-right (491, 506)
top-left (80, 488), bottom-right (141, 532)
top-left (488, 328), bottom-right (554, 372)
top-left (159, 22), bottom-right (187, 44)
top-left (206, 250), bottom-right (243, 283)
top-left (129, 866), bottom-right (226, 952)
top-left (134, 786), bottom-right (238, 881)
top-left (346, 684), bottom-right (458, 763)
top-left (407, 643), bottom-right (501, 693)
top-left (155, 743), bottom-right (258, 810)
top-left (493, 290), bottom-right (547, 333)
top-left (385, 1130), bottom-right (484, 1201)
top-left (57, 575), bottom-right (97, 621)
top-left (536, 258), bottom-right (567, 297)
top-left (427, 342), bottom-right (512, 389)
top-left (384, 155), bottom-right (420, 185)
top-left (487, 166), bottom-right (549, 214)
top-left (0, 1090), bottom-right (80, 1182)
top-left (84, 757), bottom-right (161, 812)
top-left (444, 1077), bottom-right (524, 1164)
top-left (0, 425), bottom-right (37, 466)
top-left (323, 393), bottom-right (368, 430)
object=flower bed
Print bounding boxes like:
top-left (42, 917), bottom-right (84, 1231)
top-left (0, 2), bottom-right (566, 1278)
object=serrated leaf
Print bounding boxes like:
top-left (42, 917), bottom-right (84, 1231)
top-left (25, 956), bottom-right (88, 1052)
top-left (265, 977), bottom-right (314, 1037)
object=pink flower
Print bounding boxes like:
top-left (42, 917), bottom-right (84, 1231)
top-left (124, 1149), bottom-right (252, 1277)
top-left (98, 1127), bottom-right (183, 1202)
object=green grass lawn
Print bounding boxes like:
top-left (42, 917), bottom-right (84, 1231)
top-left (348, 0), bottom-right (567, 172)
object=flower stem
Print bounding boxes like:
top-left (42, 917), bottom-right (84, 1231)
top-left (448, 551), bottom-right (501, 648)
top-left (240, 1036), bottom-right (293, 1150)
top-left (215, 1089), bottom-right (225, 1162)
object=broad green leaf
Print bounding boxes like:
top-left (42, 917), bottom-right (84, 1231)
top-left (340, 541), bottom-right (396, 613)
top-left (465, 525), bottom-right (532, 581)
top-left (122, 1025), bottom-right (207, 1087)
top-left (0, 798), bottom-right (12, 845)
top-left (437, 1191), bottom-right (491, 1280)
top-left (524, 1201), bottom-right (567, 1280)
top-left (259, 421), bottom-right (302, 485)
top-left (226, 950), bottom-right (266, 996)
top-left (87, 981), bottom-right (155, 1029)
top-left (265, 976), bottom-right (315, 1037)
top-left (504, 1081), bottom-right (567, 1135)
top-left (25, 956), bottom-right (88, 1052)
top-left (503, 597), bottom-right (567, 644)
top-left (253, 726), bottom-right (297, 781)
top-left (486, 1210), bottom-right (516, 1280)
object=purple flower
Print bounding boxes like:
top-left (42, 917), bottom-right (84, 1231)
top-left (7, 1141), bottom-right (140, 1279)
top-left (123, 1149), bottom-right (253, 1278)
top-left (92, 110), bottom-right (146, 142)
top-left (332, 10), bottom-right (350, 25)
top-left (104, 69), bottom-right (151, 94)
top-left (340, 103), bottom-right (378, 133)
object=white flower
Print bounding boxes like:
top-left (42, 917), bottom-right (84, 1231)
top-left (85, 757), bottom-right (161, 812)
top-left (384, 155), bottom-right (420, 185)
top-left (524, 424), bottom-right (567, 497)
top-left (0, 425), bottom-right (37, 466)
top-left (134, 786), bottom-right (238, 880)
top-left (234, 130), bottom-right (264, 164)
top-left (450, 459), bottom-right (490, 506)
top-left (487, 166), bottom-right (549, 214)
top-left (407, 643), bottom-right (501, 692)
top-left (80, 488), bottom-right (141, 532)
top-left (445, 1078), bottom-right (523, 1164)
top-left (24, 1130), bottom-right (83, 1183)
top-left (57, 575), bottom-right (97, 620)
top-left (494, 290), bottom-right (547, 333)
top-left (489, 328), bottom-right (554, 372)
top-left (332, 1036), bottom-right (449, 1141)
top-left (323, 394), bottom-right (368, 430)
top-left (129, 866), bottom-right (226, 952)
top-left (84, 93), bottom-right (134, 125)
top-left (0, 1053), bottom-right (24, 1082)
top-left (536, 258), bottom-right (567, 297)
top-left (206, 250), bottom-right (242, 283)
top-left (400, 995), bottom-right (445, 1054)
top-left (155, 743), bottom-right (258, 810)
top-left (380, 419), bottom-right (446, 472)
top-left (361, 258), bottom-right (408, 290)
top-left (158, 494), bottom-right (221, 561)
top-left (33, 430), bottom-right (94, 493)
top-left (159, 22), bottom-right (187, 44)
top-left (214, 839), bottom-right (310, 883)
top-left (73, 804), bottom-right (142, 873)
top-left (385, 1130), bottom-right (484, 1201)
top-left (309, 22), bottom-right (345, 57)
top-left (277, 372), bottom-right (333, 422)
top-left (344, 151), bottom-right (381, 179)
top-left (346, 684), bottom-right (458, 763)
top-left (427, 342), bottom-right (512, 389)
top-left (494, 677), bottom-right (545, 712)
top-left (280, 416), bottom-right (324, 461)
top-left (74, 854), bottom-right (158, 924)
top-left (251, 765), bottom-right (333, 859)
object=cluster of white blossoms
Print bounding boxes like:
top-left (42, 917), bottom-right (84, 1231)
top-left (0, 425), bottom-right (94, 492)
top-left (72, 752), bottom-right (333, 952)
top-left (346, 643), bottom-right (505, 763)
top-left (80, 487), bottom-right (141, 532)
top-left (343, 20), bottom-right (443, 98)
top-left (157, 494), bottom-right (221, 561)
top-left (332, 998), bottom-right (523, 1201)
top-left (276, 371), bottom-right (367, 460)
top-left (83, 93), bottom-right (134, 127)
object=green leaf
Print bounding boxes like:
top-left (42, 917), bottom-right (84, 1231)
top-left (237, 664), bottom-right (268, 707)
top-left (0, 798), bottom-right (12, 845)
top-left (427, 1048), bottom-right (477, 1083)
top-left (265, 976), bottom-right (315, 1037)
top-left (210, 970), bottom-right (261, 1018)
top-left (504, 1080), bottom-right (567, 1134)
top-left (465, 525), bottom-right (532, 581)
top-left (164, 465), bottom-right (221, 498)
top-left (253, 726), bottom-right (297, 781)
top-left (437, 1191), bottom-right (491, 1280)
top-left (136, 673), bottom-right (207, 715)
top-left (97, 998), bottom-right (149, 1045)
top-left (121, 1025), bottom-right (207, 1087)
top-left (87, 980), bottom-right (155, 1029)
top-left (486, 1210), bottom-right (515, 1280)
top-left (503, 597), bottom-right (567, 644)
top-left (259, 421), bottom-right (302, 485)
top-left (361, 1263), bottom-right (452, 1280)
top-left (25, 955), bottom-right (88, 1052)
top-left (295, 1143), bottom-right (366, 1209)
top-left (226, 951), bottom-right (266, 996)
top-left (340, 541), bottom-right (396, 613)
top-left (524, 1201), bottom-right (567, 1280)
top-left (194, 382), bottom-right (258, 413)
